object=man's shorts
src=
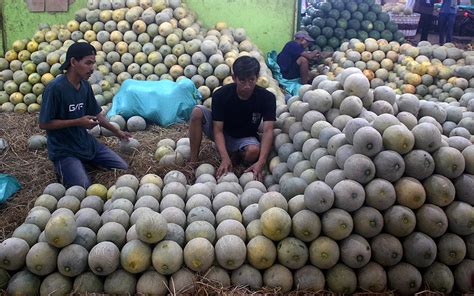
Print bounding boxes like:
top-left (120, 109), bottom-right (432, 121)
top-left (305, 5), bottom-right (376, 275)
top-left (196, 105), bottom-right (260, 153)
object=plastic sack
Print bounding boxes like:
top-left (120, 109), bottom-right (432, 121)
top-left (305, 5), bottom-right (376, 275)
top-left (0, 174), bottom-right (21, 204)
top-left (107, 78), bottom-right (202, 127)
top-left (266, 50), bottom-right (302, 97)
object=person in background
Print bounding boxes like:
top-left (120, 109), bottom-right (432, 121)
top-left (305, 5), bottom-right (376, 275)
top-left (413, 0), bottom-right (436, 41)
top-left (276, 30), bottom-right (322, 84)
top-left (189, 56), bottom-right (276, 181)
top-left (39, 42), bottom-right (131, 188)
top-left (439, 0), bottom-right (459, 44)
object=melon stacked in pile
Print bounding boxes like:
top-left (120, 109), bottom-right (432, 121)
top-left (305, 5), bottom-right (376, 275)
top-left (301, 0), bottom-right (405, 53)
top-left (327, 38), bottom-right (474, 98)
top-left (264, 67), bottom-right (473, 294)
top-left (0, 0), bottom-right (284, 114)
top-left (1, 65), bottom-right (474, 294)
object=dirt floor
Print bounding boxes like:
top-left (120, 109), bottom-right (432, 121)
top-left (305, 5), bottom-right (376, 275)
top-left (0, 112), bottom-right (223, 241)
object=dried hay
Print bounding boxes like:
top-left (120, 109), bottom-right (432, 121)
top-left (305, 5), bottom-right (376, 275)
top-left (0, 112), bottom-right (221, 241)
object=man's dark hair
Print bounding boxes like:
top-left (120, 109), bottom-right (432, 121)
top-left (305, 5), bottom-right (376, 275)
top-left (232, 56), bottom-right (260, 80)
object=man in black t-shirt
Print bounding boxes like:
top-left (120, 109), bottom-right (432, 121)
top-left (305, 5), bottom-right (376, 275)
top-left (189, 56), bottom-right (276, 181)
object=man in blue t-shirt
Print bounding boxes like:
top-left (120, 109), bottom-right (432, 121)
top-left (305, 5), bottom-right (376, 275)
top-left (39, 42), bottom-right (131, 188)
top-left (188, 56), bottom-right (276, 181)
top-left (277, 30), bottom-right (322, 84)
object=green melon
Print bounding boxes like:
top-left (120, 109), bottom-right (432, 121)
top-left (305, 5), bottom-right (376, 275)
top-left (6, 269), bottom-right (41, 296)
top-left (169, 268), bottom-right (195, 293)
top-left (11, 223), bottom-right (40, 247)
top-left (121, 239), bottom-right (152, 274)
top-left (230, 264), bottom-right (263, 290)
top-left (136, 271), bottom-right (168, 296)
top-left (152, 240), bottom-right (183, 275)
top-left (40, 272), bottom-right (73, 296)
top-left (26, 242), bottom-right (58, 276)
top-left (358, 262), bottom-right (387, 292)
top-left (88, 241), bottom-right (120, 276)
top-left (263, 264), bottom-right (293, 293)
top-left (73, 271), bottom-right (104, 293)
top-left (215, 234), bottom-right (246, 270)
top-left (0, 237), bottom-right (30, 271)
top-left (260, 207), bottom-right (291, 241)
top-left (371, 233), bottom-right (403, 267)
top-left (326, 263), bottom-right (357, 294)
top-left (136, 211), bottom-right (167, 243)
top-left (104, 269), bottom-right (137, 295)
top-left (387, 262), bottom-right (422, 295)
top-left (423, 262), bottom-right (454, 294)
top-left (183, 237), bottom-right (214, 272)
top-left (57, 244), bottom-right (89, 277)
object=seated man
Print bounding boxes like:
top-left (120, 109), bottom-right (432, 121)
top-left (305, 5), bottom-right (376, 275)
top-left (189, 56), bottom-right (276, 181)
top-left (277, 30), bottom-right (321, 84)
top-left (39, 42), bottom-right (131, 188)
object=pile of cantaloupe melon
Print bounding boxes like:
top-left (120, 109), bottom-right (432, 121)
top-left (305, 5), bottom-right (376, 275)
top-left (263, 66), bottom-right (473, 294)
top-left (0, 0), bottom-right (285, 115)
top-left (327, 38), bottom-right (474, 99)
top-left (2, 73), bottom-right (474, 293)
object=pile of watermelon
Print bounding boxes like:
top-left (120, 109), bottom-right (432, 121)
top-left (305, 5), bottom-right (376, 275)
top-left (301, 0), bottom-right (406, 52)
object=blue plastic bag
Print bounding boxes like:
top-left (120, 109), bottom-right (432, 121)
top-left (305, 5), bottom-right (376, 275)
top-left (0, 174), bottom-right (21, 204)
top-left (266, 50), bottom-right (302, 97)
top-left (107, 78), bottom-right (202, 127)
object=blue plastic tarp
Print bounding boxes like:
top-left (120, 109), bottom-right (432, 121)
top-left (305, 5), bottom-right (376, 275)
top-left (266, 50), bottom-right (302, 98)
top-left (107, 78), bottom-right (202, 127)
top-left (0, 174), bottom-right (21, 205)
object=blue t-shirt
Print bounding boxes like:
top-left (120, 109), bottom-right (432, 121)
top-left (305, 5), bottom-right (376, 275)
top-left (277, 41), bottom-right (305, 79)
top-left (39, 75), bottom-right (101, 161)
top-left (440, 0), bottom-right (457, 14)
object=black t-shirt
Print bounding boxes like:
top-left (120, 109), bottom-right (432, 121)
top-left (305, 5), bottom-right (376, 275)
top-left (211, 83), bottom-right (276, 138)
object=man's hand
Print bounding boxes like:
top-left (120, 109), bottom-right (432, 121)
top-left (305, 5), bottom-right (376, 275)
top-left (117, 130), bottom-right (132, 141)
top-left (78, 115), bottom-right (99, 129)
top-left (245, 161), bottom-right (264, 182)
top-left (216, 157), bottom-right (232, 180)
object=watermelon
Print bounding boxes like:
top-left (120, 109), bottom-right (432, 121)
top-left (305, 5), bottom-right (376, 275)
top-left (381, 30), bottom-right (393, 41)
top-left (361, 20), bottom-right (374, 31)
top-left (386, 21), bottom-right (398, 32)
top-left (348, 19), bottom-right (361, 31)
top-left (320, 2), bottom-right (332, 12)
top-left (315, 35), bottom-right (327, 47)
top-left (331, 0), bottom-right (345, 11)
top-left (337, 19), bottom-right (348, 29)
top-left (378, 12), bottom-right (390, 24)
top-left (346, 1), bottom-right (358, 12)
top-left (371, 4), bottom-right (382, 14)
top-left (357, 30), bottom-right (369, 40)
top-left (369, 30), bottom-right (380, 39)
top-left (328, 37), bottom-right (340, 49)
top-left (326, 18), bottom-right (337, 28)
top-left (323, 46), bottom-right (334, 52)
top-left (302, 16), bottom-right (313, 26)
top-left (322, 27), bottom-right (334, 38)
top-left (352, 11), bottom-right (364, 22)
top-left (394, 31), bottom-right (405, 42)
top-left (346, 29), bottom-right (358, 39)
top-left (340, 10), bottom-right (351, 20)
top-left (374, 20), bottom-right (385, 32)
top-left (365, 11), bottom-right (377, 22)
top-left (328, 9), bottom-right (340, 20)
top-left (308, 25), bottom-right (321, 38)
top-left (312, 17), bottom-right (325, 28)
top-left (358, 3), bottom-right (369, 13)
top-left (334, 28), bottom-right (346, 39)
